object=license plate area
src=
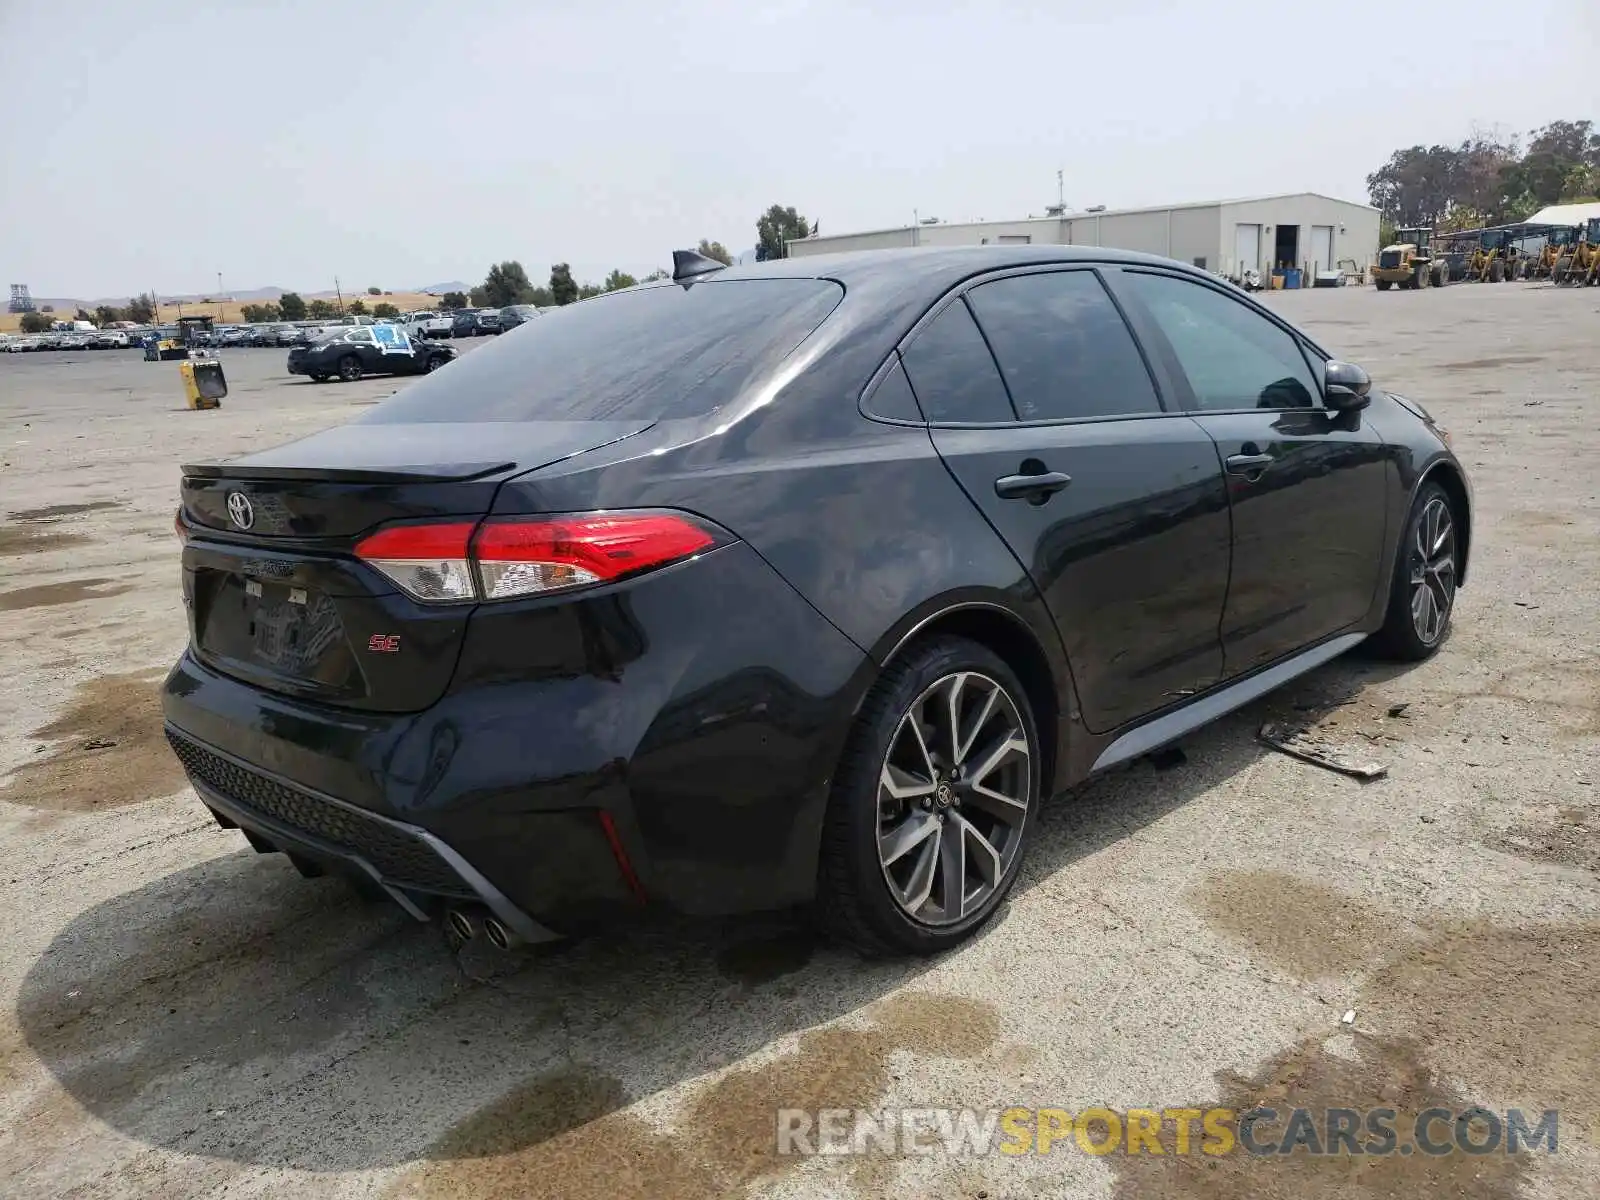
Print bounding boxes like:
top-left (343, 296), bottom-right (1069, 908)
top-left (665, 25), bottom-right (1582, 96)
top-left (200, 572), bottom-right (355, 688)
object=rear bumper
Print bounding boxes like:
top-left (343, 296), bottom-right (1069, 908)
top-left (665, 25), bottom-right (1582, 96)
top-left (161, 540), bottom-right (872, 930)
top-left (170, 726), bottom-right (559, 942)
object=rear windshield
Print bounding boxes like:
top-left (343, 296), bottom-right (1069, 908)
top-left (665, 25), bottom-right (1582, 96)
top-left (362, 278), bottom-right (842, 423)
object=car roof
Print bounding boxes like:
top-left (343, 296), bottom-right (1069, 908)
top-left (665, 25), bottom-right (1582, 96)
top-left (709, 244), bottom-right (1208, 291)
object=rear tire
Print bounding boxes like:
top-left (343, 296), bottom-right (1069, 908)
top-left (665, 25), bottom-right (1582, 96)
top-left (816, 637), bottom-right (1039, 957)
top-left (1374, 481), bottom-right (1459, 661)
top-left (1489, 258), bottom-right (1504, 282)
top-left (337, 355), bottom-right (362, 382)
top-left (425, 354), bottom-right (447, 373)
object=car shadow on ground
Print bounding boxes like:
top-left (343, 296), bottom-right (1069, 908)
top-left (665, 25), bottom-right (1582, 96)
top-left (12, 653), bottom-right (1408, 1175)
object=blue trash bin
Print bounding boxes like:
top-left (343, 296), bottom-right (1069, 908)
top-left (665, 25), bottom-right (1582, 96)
top-left (1283, 268), bottom-right (1303, 289)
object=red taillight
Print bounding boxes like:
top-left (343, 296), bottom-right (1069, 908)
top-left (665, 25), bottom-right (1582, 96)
top-left (474, 513), bottom-right (717, 599)
top-left (354, 512), bottom-right (720, 603)
top-left (174, 508), bottom-right (189, 543)
top-left (353, 522), bottom-right (477, 602)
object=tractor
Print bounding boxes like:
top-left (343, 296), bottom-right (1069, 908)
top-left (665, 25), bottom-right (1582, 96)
top-left (1526, 225), bottom-right (1581, 281)
top-left (1464, 228), bottom-right (1521, 282)
top-left (1552, 218), bottom-right (1600, 286)
top-left (1371, 227), bottom-right (1447, 290)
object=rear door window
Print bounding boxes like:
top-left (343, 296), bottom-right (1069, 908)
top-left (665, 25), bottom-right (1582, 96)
top-left (963, 270), bottom-right (1162, 421)
top-left (899, 299), bottom-right (1015, 424)
top-left (366, 279), bottom-right (842, 423)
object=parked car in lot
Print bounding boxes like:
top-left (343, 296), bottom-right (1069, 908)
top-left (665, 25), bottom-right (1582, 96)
top-left (499, 303), bottom-right (540, 332)
top-left (4, 336), bottom-right (40, 352)
top-left (273, 325), bottom-right (304, 346)
top-left (217, 327), bottom-right (246, 347)
top-left (164, 246), bottom-right (1470, 955)
top-left (404, 311), bottom-right (454, 339)
top-left (450, 308), bottom-right (501, 338)
top-left (285, 325), bottom-right (457, 381)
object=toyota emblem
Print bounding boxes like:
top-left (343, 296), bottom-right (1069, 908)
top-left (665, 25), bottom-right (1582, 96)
top-left (226, 491), bottom-right (255, 531)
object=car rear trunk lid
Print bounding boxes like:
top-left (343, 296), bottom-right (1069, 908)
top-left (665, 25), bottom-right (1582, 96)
top-left (180, 419), bottom-right (652, 711)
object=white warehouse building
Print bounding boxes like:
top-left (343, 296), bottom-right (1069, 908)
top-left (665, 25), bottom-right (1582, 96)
top-left (786, 192), bottom-right (1380, 282)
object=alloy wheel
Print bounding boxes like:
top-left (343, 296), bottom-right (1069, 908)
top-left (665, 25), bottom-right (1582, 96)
top-left (877, 671), bottom-right (1032, 927)
top-left (1409, 496), bottom-right (1456, 645)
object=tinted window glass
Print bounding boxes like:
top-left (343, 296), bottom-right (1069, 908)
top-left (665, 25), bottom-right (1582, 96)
top-left (346, 328), bottom-right (374, 344)
top-left (366, 279), bottom-right (841, 423)
top-left (900, 300), bottom-right (1014, 423)
top-left (964, 271), bottom-right (1160, 421)
top-left (863, 358), bottom-right (923, 422)
top-left (1122, 272), bottom-right (1317, 410)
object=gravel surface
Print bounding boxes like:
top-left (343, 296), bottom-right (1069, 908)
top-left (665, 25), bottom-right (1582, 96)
top-left (1, 287), bottom-right (1597, 1199)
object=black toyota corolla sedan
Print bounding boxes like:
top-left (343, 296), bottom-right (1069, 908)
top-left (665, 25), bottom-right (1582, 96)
top-left (164, 246), bottom-right (1470, 956)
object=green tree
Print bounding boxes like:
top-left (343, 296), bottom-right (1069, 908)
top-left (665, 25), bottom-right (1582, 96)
top-left (524, 285), bottom-right (554, 307)
top-left (440, 291), bottom-right (470, 310)
top-left (465, 287), bottom-right (487, 308)
top-left (367, 286), bottom-right (382, 295)
top-left (240, 302), bottom-right (282, 322)
top-left (75, 307), bottom-right (94, 323)
top-left (19, 311), bottom-right (51, 333)
top-left (278, 291), bottom-right (308, 321)
top-left (696, 239), bottom-right (732, 265)
top-left (549, 263), bottom-right (578, 305)
top-left (94, 305), bottom-right (124, 326)
top-left (126, 293), bottom-right (156, 324)
top-left (372, 302), bottom-right (400, 319)
top-left (642, 268), bottom-right (668, 282)
top-left (603, 268), bottom-right (638, 292)
top-left (482, 261), bottom-right (534, 307)
top-left (307, 299), bottom-right (336, 319)
top-left (755, 204), bottom-right (810, 261)
top-left (578, 282), bottom-right (603, 299)
top-left (348, 299), bottom-right (368, 316)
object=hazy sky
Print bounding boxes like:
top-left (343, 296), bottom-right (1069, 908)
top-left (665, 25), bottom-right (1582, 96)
top-left (3, 0), bottom-right (1595, 299)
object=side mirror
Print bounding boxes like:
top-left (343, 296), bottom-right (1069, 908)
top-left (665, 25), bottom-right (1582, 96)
top-left (1324, 360), bottom-right (1371, 411)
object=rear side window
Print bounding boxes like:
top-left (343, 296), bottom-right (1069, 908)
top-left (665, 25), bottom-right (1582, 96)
top-left (900, 299), bottom-right (1014, 423)
top-left (964, 271), bottom-right (1161, 421)
top-left (365, 279), bottom-right (841, 422)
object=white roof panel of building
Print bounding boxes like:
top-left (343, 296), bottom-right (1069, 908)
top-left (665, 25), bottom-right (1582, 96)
top-left (792, 192), bottom-right (1376, 244)
top-left (1526, 201), bottom-right (1600, 226)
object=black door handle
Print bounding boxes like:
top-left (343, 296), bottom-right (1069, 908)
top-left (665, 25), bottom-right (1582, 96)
top-left (1225, 453), bottom-right (1273, 475)
top-left (994, 470), bottom-right (1073, 502)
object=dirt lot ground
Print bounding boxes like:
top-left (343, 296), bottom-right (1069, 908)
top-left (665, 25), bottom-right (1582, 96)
top-left (1, 285), bottom-right (1597, 1199)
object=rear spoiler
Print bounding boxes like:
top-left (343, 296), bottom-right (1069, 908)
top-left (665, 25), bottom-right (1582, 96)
top-left (181, 460), bottom-right (516, 484)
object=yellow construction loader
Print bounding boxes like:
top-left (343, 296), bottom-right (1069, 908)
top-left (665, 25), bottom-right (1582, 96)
top-left (1371, 228), bottom-right (1446, 290)
top-left (1526, 226), bottom-right (1580, 281)
top-left (1552, 219), bottom-right (1600, 286)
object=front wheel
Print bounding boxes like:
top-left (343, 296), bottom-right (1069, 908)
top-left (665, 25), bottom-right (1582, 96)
top-left (424, 354), bottom-right (447, 373)
top-left (817, 637), bottom-right (1039, 956)
top-left (1375, 481), bottom-right (1459, 661)
top-left (337, 355), bottom-right (363, 382)
top-left (1376, 279), bottom-right (1392, 291)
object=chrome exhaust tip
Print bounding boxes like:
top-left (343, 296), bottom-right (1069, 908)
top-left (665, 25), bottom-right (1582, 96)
top-left (482, 916), bottom-right (521, 950)
top-left (446, 908), bottom-right (477, 941)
